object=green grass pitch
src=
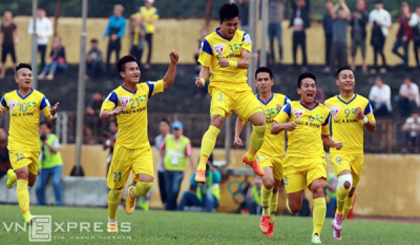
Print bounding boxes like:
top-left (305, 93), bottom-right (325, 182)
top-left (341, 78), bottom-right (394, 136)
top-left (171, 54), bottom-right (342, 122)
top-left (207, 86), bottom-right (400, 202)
top-left (0, 205), bottom-right (419, 244)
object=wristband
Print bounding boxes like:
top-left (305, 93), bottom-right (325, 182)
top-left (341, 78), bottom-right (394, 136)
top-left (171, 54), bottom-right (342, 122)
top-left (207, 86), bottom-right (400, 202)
top-left (50, 113), bottom-right (57, 120)
top-left (228, 60), bottom-right (238, 67)
top-left (362, 116), bottom-right (368, 124)
top-left (200, 78), bottom-right (206, 83)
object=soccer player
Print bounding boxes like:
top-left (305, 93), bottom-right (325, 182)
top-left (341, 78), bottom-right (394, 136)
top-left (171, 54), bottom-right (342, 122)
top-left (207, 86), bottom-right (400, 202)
top-left (325, 65), bottom-right (376, 240)
top-left (195, 3), bottom-right (267, 183)
top-left (100, 51), bottom-right (179, 232)
top-left (271, 72), bottom-right (342, 244)
top-left (1, 63), bottom-right (59, 224)
top-left (233, 67), bottom-right (289, 238)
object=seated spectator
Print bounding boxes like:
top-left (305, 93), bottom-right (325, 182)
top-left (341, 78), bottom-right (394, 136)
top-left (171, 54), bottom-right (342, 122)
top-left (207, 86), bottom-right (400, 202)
top-left (326, 173), bottom-right (337, 218)
top-left (246, 177), bottom-right (262, 215)
top-left (177, 155), bottom-right (220, 212)
top-left (85, 38), bottom-right (103, 81)
top-left (85, 92), bottom-right (104, 144)
top-left (38, 36), bottom-right (67, 80)
top-left (402, 109), bottom-right (420, 152)
top-left (194, 27), bottom-right (210, 99)
top-left (129, 15), bottom-right (146, 68)
top-left (0, 128), bottom-right (10, 179)
top-left (369, 76), bottom-right (392, 117)
top-left (396, 77), bottom-right (420, 117)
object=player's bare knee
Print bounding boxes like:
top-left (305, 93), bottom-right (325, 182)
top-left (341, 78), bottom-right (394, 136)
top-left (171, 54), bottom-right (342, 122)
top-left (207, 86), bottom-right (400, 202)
top-left (264, 181), bottom-right (274, 190)
top-left (210, 115), bottom-right (224, 129)
top-left (138, 174), bottom-right (154, 183)
top-left (311, 184), bottom-right (325, 198)
top-left (289, 203), bottom-right (302, 214)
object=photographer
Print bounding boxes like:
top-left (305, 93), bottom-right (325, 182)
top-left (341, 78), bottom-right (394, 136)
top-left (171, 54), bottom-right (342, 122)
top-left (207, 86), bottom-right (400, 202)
top-left (36, 122), bottom-right (63, 206)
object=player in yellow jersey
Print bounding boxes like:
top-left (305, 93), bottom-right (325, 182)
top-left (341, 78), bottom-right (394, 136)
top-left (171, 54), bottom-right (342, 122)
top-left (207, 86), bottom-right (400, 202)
top-left (325, 66), bottom-right (376, 241)
top-left (195, 3), bottom-right (267, 183)
top-left (100, 52), bottom-right (179, 232)
top-left (0, 63), bottom-right (59, 224)
top-left (234, 67), bottom-right (289, 238)
top-left (271, 72), bottom-right (342, 244)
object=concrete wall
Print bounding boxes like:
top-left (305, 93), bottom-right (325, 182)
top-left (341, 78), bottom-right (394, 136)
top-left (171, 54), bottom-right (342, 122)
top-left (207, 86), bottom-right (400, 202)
top-left (10, 16), bottom-right (418, 66)
top-left (59, 145), bottom-right (420, 218)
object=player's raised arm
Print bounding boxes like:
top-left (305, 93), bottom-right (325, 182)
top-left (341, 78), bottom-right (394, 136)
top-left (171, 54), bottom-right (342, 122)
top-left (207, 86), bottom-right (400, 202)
top-left (162, 50), bottom-right (179, 90)
top-left (47, 102), bottom-right (60, 123)
top-left (355, 106), bottom-right (376, 132)
top-left (233, 117), bottom-right (245, 148)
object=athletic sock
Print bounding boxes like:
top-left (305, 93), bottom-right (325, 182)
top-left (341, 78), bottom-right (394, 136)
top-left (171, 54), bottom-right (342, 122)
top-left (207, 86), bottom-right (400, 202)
top-left (343, 196), bottom-right (355, 220)
top-left (312, 198), bottom-right (326, 237)
top-left (132, 181), bottom-right (153, 197)
top-left (261, 186), bottom-right (273, 216)
top-left (16, 179), bottom-right (29, 214)
top-left (246, 125), bottom-right (266, 161)
top-left (197, 126), bottom-right (220, 171)
top-left (107, 189), bottom-right (122, 220)
top-left (336, 186), bottom-right (351, 215)
top-left (269, 191), bottom-right (279, 222)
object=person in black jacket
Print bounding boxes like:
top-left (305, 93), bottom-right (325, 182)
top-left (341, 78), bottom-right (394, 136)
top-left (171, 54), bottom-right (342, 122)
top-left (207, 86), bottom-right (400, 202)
top-left (289, 0), bottom-right (310, 67)
top-left (350, 0), bottom-right (368, 72)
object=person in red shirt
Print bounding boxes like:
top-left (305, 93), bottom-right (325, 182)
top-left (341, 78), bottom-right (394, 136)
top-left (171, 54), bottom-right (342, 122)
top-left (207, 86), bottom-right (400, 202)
top-left (392, 2), bottom-right (413, 70)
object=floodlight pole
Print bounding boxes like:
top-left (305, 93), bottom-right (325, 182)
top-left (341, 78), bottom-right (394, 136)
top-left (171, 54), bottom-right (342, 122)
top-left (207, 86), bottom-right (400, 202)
top-left (260, 0), bottom-right (268, 67)
top-left (31, 0), bottom-right (38, 89)
top-left (74, 0), bottom-right (88, 176)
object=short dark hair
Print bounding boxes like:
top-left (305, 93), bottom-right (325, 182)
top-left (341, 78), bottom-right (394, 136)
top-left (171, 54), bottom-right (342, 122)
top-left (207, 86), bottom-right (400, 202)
top-left (160, 118), bottom-right (170, 126)
top-left (297, 72), bottom-right (316, 88)
top-left (16, 63), bottom-right (32, 75)
top-left (219, 3), bottom-right (239, 22)
top-left (91, 38), bottom-right (98, 43)
top-left (375, 76), bottom-right (383, 82)
top-left (40, 121), bottom-right (52, 129)
top-left (255, 67), bottom-right (273, 79)
top-left (336, 65), bottom-right (353, 78)
top-left (404, 76), bottom-right (413, 81)
top-left (117, 55), bottom-right (137, 72)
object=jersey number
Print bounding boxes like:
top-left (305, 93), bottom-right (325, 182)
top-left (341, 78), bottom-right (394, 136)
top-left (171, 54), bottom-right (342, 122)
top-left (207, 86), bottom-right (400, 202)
top-left (256, 153), bottom-right (267, 163)
top-left (216, 92), bottom-right (223, 101)
top-left (15, 153), bottom-right (24, 162)
top-left (113, 171), bottom-right (122, 182)
top-left (344, 108), bottom-right (355, 118)
top-left (129, 98), bottom-right (140, 110)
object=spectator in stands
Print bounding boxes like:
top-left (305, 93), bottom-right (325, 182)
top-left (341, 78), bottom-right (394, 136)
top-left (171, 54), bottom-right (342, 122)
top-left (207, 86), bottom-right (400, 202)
top-left (161, 121), bottom-right (196, 211)
top-left (103, 121), bottom-right (118, 176)
top-left (402, 109), bottom-right (420, 152)
top-left (392, 2), bottom-right (413, 71)
top-left (268, 0), bottom-right (285, 65)
top-left (178, 155), bottom-right (221, 213)
top-left (330, 0), bottom-right (351, 74)
top-left (326, 173), bottom-right (337, 218)
top-left (238, 0), bottom-right (250, 33)
top-left (155, 119), bottom-right (171, 206)
top-left (350, 0), bottom-right (368, 73)
top-left (397, 77), bottom-right (420, 117)
top-left (323, 0), bottom-right (334, 73)
top-left (85, 38), bottom-right (103, 81)
top-left (36, 122), bottom-right (63, 206)
top-left (246, 176), bottom-right (262, 215)
top-left (409, 5), bottom-right (420, 69)
top-left (85, 92), bottom-right (104, 144)
top-left (0, 128), bottom-right (10, 179)
top-left (140, 0), bottom-right (159, 70)
top-left (104, 4), bottom-right (126, 72)
top-left (369, 76), bottom-right (392, 117)
top-left (0, 11), bottom-right (19, 79)
top-left (86, 92), bottom-right (103, 116)
top-left (315, 86), bottom-right (325, 104)
top-left (28, 8), bottom-right (52, 70)
top-left (369, 0), bottom-right (391, 74)
top-left (289, 0), bottom-right (310, 68)
top-left (38, 36), bottom-right (67, 80)
top-left (194, 28), bottom-right (210, 99)
top-left (130, 15), bottom-right (146, 69)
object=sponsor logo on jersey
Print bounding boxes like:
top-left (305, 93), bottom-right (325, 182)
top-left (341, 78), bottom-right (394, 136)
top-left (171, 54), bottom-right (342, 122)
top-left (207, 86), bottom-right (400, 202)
top-left (213, 44), bottom-right (225, 56)
top-left (293, 109), bottom-right (305, 120)
top-left (8, 101), bottom-right (17, 111)
top-left (119, 96), bottom-right (130, 109)
top-left (329, 107), bottom-right (341, 118)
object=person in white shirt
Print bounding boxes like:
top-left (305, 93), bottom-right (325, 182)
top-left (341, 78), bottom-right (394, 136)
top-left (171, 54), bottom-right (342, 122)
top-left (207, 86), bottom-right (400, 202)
top-left (27, 8), bottom-right (53, 70)
top-left (402, 110), bottom-right (420, 152)
top-left (369, 0), bottom-right (391, 74)
top-left (409, 5), bottom-right (420, 68)
top-left (397, 77), bottom-right (420, 117)
top-left (155, 119), bottom-right (170, 205)
top-left (369, 76), bottom-right (392, 117)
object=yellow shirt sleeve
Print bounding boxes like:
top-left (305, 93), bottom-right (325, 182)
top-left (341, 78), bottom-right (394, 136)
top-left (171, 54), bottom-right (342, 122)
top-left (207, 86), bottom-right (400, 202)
top-left (273, 103), bottom-right (291, 124)
top-left (242, 32), bottom-right (252, 53)
top-left (101, 91), bottom-right (118, 112)
top-left (321, 112), bottom-right (331, 136)
top-left (147, 80), bottom-right (164, 97)
top-left (198, 38), bottom-right (213, 67)
top-left (40, 96), bottom-right (51, 117)
top-left (365, 102), bottom-right (376, 122)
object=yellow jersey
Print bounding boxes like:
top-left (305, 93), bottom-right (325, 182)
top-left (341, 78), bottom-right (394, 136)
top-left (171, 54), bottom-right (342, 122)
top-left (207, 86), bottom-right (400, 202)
top-left (101, 80), bottom-right (164, 150)
top-left (274, 101), bottom-right (331, 158)
top-left (324, 93), bottom-right (376, 155)
top-left (1, 89), bottom-right (51, 151)
top-left (198, 28), bottom-right (252, 90)
top-left (258, 93), bottom-right (290, 157)
top-left (139, 6), bottom-right (159, 33)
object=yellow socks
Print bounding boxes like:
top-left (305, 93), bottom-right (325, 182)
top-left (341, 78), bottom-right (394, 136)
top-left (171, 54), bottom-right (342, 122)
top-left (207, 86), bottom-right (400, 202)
top-left (16, 179), bottom-right (29, 214)
top-left (261, 186), bottom-right (273, 216)
top-left (107, 189), bottom-right (122, 220)
top-left (343, 196), bottom-right (354, 219)
top-left (198, 126), bottom-right (220, 171)
top-left (312, 198), bottom-right (326, 237)
top-left (132, 181), bottom-right (153, 197)
top-left (269, 191), bottom-right (278, 222)
top-left (336, 186), bottom-right (351, 215)
top-left (246, 125), bottom-right (266, 160)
